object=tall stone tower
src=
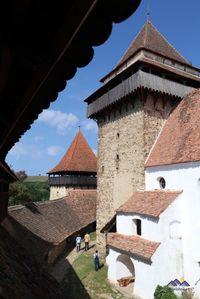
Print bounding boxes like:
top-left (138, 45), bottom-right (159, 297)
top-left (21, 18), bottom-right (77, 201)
top-left (48, 131), bottom-right (97, 200)
top-left (85, 20), bottom-right (200, 250)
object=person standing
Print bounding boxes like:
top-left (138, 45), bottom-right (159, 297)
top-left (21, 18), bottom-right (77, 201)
top-left (75, 235), bottom-right (82, 252)
top-left (93, 250), bottom-right (100, 271)
top-left (84, 233), bottom-right (90, 251)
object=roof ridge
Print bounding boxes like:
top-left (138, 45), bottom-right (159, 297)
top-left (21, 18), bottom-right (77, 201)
top-left (115, 20), bottom-right (189, 72)
top-left (148, 21), bottom-right (189, 64)
top-left (48, 131), bottom-right (97, 173)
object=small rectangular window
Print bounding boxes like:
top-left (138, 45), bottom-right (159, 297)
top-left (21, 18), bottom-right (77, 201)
top-left (136, 219), bottom-right (141, 236)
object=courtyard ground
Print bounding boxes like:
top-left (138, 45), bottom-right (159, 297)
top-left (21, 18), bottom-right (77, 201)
top-left (50, 233), bottom-right (140, 299)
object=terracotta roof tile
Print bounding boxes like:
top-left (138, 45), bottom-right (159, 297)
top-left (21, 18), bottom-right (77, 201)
top-left (117, 190), bottom-right (182, 217)
top-left (146, 89), bottom-right (200, 167)
top-left (117, 20), bottom-right (189, 68)
top-left (48, 132), bottom-right (97, 173)
top-left (108, 233), bottom-right (160, 261)
top-left (3, 190), bottom-right (96, 262)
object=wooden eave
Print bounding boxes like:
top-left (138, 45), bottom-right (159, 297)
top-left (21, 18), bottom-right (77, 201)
top-left (85, 59), bottom-right (200, 106)
top-left (100, 47), bottom-right (200, 83)
top-left (85, 59), bottom-right (200, 117)
top-left (0, 0), bottom-right (141, 160)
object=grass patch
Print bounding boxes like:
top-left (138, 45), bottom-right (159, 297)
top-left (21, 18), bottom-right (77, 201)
top-left (90, 232), bottom-right (96, 242)
top-left (24, 176), bottom-right (48, 182)
top-left (62, 251), bottom-right (129, 299)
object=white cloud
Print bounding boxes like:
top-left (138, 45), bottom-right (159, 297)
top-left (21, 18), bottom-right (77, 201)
top-left (8, 142), bottom-right (45, 160)
top-left (82, 119), bottom-right (97, 132)
top-left (38, 109), bottom-right (79, 135)
top-left (47, 146), bottom-right (62, 156)
top-left (8, 143), bottom-right (27, 159)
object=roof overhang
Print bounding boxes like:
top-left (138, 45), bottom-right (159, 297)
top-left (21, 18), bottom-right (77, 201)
top-left (0, 0), bottom-right (141, 160)
top-left (86, 69), bottom-right (195, 117)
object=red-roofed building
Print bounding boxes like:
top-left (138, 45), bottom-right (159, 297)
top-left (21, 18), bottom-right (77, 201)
top-left (84, 19), bottom-right (200, 259)
top-left (48, 131), bottom-right (97, 200)
top-left (106, 89), bottom-right (200, 299)
top-left (85, 20), bottom-right (200, 299)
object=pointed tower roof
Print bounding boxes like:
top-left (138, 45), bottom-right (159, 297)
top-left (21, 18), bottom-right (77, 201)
top-left (117, 20), bottom-right (189, 67)
top-left (48, 132), bottom-right (97, 174)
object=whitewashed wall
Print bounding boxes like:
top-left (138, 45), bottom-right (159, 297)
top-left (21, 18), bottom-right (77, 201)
top-left (49, 186), bottom-right (71, 200)
top-left (145, 161), bottom-right (200, 291)
top-left (106, 248), bottom-right (155, 299)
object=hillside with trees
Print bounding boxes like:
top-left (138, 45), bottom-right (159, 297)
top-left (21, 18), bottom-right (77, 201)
top-left (9, 171), bottom-right (49, 206)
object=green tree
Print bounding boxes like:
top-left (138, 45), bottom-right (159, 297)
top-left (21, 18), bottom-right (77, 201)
top-left (154, 285), bottom-right (177, 299)
top-left (9, 181), bottom-right (31, 206)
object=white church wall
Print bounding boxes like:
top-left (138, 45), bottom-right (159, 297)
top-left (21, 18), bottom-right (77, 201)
top-left (106, 248), bottom-right (155, 299)
top-left (117, 214), bottom-right (159, 240)
top-left (117, 197), bottom-right (182, 243)
top-left (145, 161), bottom-right (200, 289)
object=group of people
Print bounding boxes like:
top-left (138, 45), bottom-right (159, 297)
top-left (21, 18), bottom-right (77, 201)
top-left (75, 233), bottom-right (90, 252)
top-left (75, 233), bottom-right (100, 271)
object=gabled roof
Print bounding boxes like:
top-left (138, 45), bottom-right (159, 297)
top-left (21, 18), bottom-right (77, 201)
top-left (117, 20), bottom-right (189, 68)
top-left (6, 190), bottom-right (96, 244)
top-left (3, 190), bottom-right (96, 264)
top-left (108, 233), bottom-right (160, 262)
top-left (146, 89), bottom-right (200, 167)
top-left (48, 131), bottom-right (97, 174)
top-left (117, 190), bottom-right (182, 217)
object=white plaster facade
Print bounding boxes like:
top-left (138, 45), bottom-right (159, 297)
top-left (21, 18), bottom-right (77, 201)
top-left (49, 185), bottom-right (72, 200)
top-left (106, 160), bottom-right (200, 298)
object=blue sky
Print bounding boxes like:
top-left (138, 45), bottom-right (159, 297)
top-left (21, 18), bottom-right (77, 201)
top-left (6, 0), bottom-right (200, 175)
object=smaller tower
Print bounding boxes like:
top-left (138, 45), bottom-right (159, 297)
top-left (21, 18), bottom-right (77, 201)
top-left (48, 131), bottom-right (97, 200)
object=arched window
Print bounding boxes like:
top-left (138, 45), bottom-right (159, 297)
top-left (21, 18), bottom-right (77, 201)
top-left (169, 220), bottom-right (181, 239)
top-left (157, 177), bottom-right (166, 189)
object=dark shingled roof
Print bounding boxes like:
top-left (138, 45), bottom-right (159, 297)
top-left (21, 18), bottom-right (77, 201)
top-left (48, 131), bottom-right (97, 174)
top-left (117, 20), bottom-right (189, 68)
top-left (3, 190), bottom-right (96, 262)
top-left (0, 225), bottom-right (64, 299)
top-left (117, 190), bottom-right (182, 217)
top-left (146, 89), bottom-right (200, 167)
top-left (108, 233), bottom-right (160, 261)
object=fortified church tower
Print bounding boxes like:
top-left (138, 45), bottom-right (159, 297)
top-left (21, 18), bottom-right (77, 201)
top-left (48, 131), bottom-right (97, 200)
top-left (85, 20), bottom-right (200, 249)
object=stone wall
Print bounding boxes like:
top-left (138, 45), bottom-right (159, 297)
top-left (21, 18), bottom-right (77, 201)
top-left (49, 186), bottom-right (72, 200)
top-left (96, 92), bottom-right (174, 252)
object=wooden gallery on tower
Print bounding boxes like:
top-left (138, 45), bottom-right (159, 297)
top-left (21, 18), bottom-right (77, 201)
top-left (85, 20), bottom-right (200, 250)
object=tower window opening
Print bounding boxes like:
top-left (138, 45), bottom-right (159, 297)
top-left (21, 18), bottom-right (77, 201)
top-left (159, 177), bottom-right (166, 189)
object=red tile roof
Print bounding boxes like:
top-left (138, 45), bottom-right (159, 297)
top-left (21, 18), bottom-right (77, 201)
top-left (48, 131), bottom-right (97, 174)
top-left (146, 89), bottom-right (200, 167)
top-left (7, 190), bottom-right (96, 244)
top-left (117, 20), bottom-right (189, 68)
top-left (117, 190), bottom-right (182, 217)
top-left (108, 233), bottom-right (160, 261)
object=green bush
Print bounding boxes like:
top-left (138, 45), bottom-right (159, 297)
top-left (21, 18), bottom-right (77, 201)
top-left (154, 285), bottom-right (177, 299)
